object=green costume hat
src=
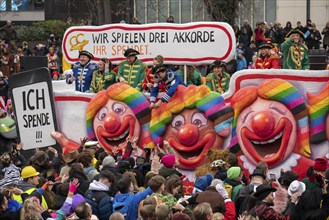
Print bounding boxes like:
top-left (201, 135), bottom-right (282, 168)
top-left (124, 48), bottom-right (140, 57)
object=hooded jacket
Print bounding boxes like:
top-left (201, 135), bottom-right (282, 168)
top-left (85, 180), bottom-right (112, 220)
top-left (113, 187), bottom-right (152, 220)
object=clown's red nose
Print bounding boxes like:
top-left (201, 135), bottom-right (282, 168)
top-left (104, 112), bottom-right (120, 133)
top-left (178, 124), bottom-right (199, 146)
top-left (251, 111), bottom-right (275, 137)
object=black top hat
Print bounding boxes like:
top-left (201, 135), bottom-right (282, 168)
top-left (258, 42), bottom-right (273, 50)
top-left (211, 60), bottom-right (226, 69)
top-left (153, 64), bottom-right (167, 74)
top-left (254, 184), bottom-right (277, 201)
top-left (249, 168), bottom-right (266, 179)
top-left (79, 50), bottom-right (94, 59)
top-left (286, 28), bottom-right (305, 39)
top-left (124, 48), bottom-right (140, 57)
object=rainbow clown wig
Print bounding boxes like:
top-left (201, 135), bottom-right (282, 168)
top-left (86, 83), bottom-right (153, 148)
top-left (150, 85), bottom-right (234, 144)
top-left (307, 81), bottom-right (329, 144)
top-left (229, 79), bottom-right (311, 157)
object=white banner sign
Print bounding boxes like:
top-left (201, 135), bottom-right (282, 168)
top-left (62, 22), bottom-right (236, 65)
top-left (12, 82), bottom-right (56, 149)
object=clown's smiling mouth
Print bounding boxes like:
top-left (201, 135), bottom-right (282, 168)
top-left (106, 128), bottom-right (129, 141)
top-left (250, 132), bottom-right (282, 158)
top-left (241, 118), bottom-right (292, 166)
top-left (175, 147), bottom-right (203, 160)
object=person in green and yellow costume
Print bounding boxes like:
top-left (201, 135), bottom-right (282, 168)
top-left (90, 58), bottom-right (116, 93)
top-left (117, 48), bottom-right (146, 91)
top-left (176, 65), bottom-right (202, 86)
top-left (204, 60), bottom-right (230, 94)
top-left (282, 28), bottom-right (310, 70)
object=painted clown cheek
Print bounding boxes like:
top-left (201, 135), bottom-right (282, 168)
top-left (93, 100), bottom-right (140, 152)
top-left (236, 99), bottom-right (297, 167)
top-left (163, 109), bottom-right (223, 170)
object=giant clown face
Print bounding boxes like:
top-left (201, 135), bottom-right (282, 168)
top-left (163, 108), bottom-right (224, 170)
top-left (237, 97), bottom-right (297, 168)
top-left (93, 99), bottom-right (140, 152)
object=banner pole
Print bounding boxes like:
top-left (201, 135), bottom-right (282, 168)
top-left (184, 65), bottom-right (187, 84)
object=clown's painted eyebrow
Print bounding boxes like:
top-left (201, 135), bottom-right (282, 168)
top-left (242, 111), bottom-right (254, 123)
top-left (269, 104), bottom-right (287, 115)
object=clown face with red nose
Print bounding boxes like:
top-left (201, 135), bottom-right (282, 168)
top-left (151, 85), bottom-right (233, 170)
top-left (230, 79), bottom-right (313, 179)
top-left (86, 83), bottom-right (153, 153)
top-left (52, 83), bottom-right (153, 156)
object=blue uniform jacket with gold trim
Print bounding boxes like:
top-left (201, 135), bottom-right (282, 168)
top-left (66, 62), bottom-right (98, 92)
top-left (150, 70), bottom-right (186, 103)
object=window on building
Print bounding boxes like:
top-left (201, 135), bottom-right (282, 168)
top-left (147, 0), bottom-right (157, 23)
top-left (0, 0), bottom-right (6, 11)
top-left (158, 0), bottom-right (169, 22)
top-left (169, 0), bottom-right (179, 23)
top-left (181, 0), bottom-right (191, 23)
top-left (136, 0), bottom-right (146, 24)
top-left (265, 0), bottom-right (276, 23)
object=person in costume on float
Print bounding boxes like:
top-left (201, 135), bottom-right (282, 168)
top-left (282, 28), bottom-right (310, 70)
top-left (90, 58), bottom-right (116, 93)
top-left (176, 65), bottom-right (202, 86)
top-left (51, 71), bottom-right (60, 81)
top-left (255, 42), bottom-right (280, 69)
top-left (149, 64), bottom-right (186, 109)
top-left (66, 50), bottom-right (97, 92)
top-left (117, 48), bottom-right (146, 91)
top-left (142, 55), bottom-right (166, 93)
top-left (150, 85), bottom-right (233, 171)
top-left (229, 79), bottom-right (313, 180)
top-left (204, 60), bottom-right (230, 94)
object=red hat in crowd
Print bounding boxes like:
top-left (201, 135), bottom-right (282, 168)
top-left (161, 154), bottom-right (176, 168)
top-left (314, 158), bottom-right (328, 172)
top-left (52, 71), bottom-right (60, 77)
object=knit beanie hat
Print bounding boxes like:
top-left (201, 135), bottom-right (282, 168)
top-left (70, 194), bottom-right (86, 213)
top-left (227, 166), bottom-right (241, 180)
top-left (314, 158), bottom-right (328, 172)
top-left (161, 154), bottom-right (176, 168)
top-left (194, 174), bottom-right (214, 191)
top-left (102, 155), bottom-right (115, 168)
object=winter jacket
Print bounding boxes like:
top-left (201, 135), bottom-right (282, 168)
top-left (193, 186), bottom-right (226, 213)
top-left (235, 182), bottom-right (261, 215)
top-left (158, 166), bottom-right (182, 179)
top-left (113, 187), bottom-right (153, 220)
top-left (0, 164), bottom-right (22, 189)
top-left (85, 180), bottom-right (113, 220)
top-left (224, 178), bottom-right (244, 201)
top-left (69, 173), bottom-right (90, 195)
top-left (249, 201), bottom-right (293, 220)
top-left (14, 181), bottom-right (48, 208)
top-left (150, 70), bottom-right (186, 103)
top-left (83, 167), bottom-right (99, 181)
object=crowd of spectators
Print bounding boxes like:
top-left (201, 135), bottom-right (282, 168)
top-left (0, 137), bottom-right (328, 220)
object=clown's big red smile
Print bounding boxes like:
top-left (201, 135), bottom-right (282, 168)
top-left (163, 109), bottom-right (223, 170)
top-left (237, 98), bottom-right (297, 168)
top-left (94, 100), bottom-right (140, 152)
